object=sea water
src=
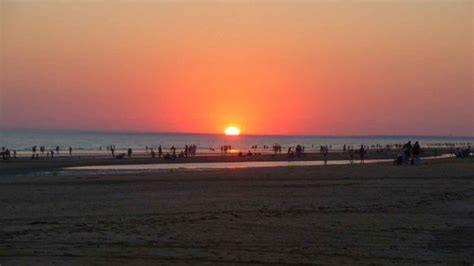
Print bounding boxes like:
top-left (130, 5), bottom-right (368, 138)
top-left (1, 128), bottom-right (472, 155)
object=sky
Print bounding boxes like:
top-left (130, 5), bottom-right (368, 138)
top-left (1, 0), bottom-right (473, 136)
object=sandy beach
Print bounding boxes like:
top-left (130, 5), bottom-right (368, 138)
top-left (1, 157), bottom-right (473, 265)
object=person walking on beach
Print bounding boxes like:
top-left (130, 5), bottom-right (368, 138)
top-left (412, 141), bottom-right (421, 165)
top-left (359, 145), bottom-right (366, 163)
top-left (2, 149), bottom-right (10, 160)
top-left (402, 141), bottom-right (412, 164)
top-left (171, 146), bottom-right (176, 156)
top-left (295, 145), bottom-right (303, 157)
top-left (158, 145), bottom-right (163, 158)
top-left (69, 146), bottom-right (72, 156)
top-left (287, 147), bottom-right (293, 158)
top-left (323, 146), bottom-right (328, 165)
top-left (349, 148), bottom-right (354, 164)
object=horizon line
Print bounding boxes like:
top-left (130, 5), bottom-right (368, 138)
top-left (1, 127), bottom-right (473, 139)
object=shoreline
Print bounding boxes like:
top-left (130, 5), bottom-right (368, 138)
top-left (1, 149), bottom-right (453, 176)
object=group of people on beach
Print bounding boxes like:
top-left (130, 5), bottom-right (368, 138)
top-left (341, 145), bottom-right (367, 164)
top-left (1, 147), bottom-right (16, 160)
top-left (143, 144), bottom-right (197, 160)
top-left (27, 145), bottom-right (73, 159)
top-left (287, 145), bottom-right (305, 158)
top-left (221, 145), bottom-right (232, 153)
top-left (147, 145), bottom-right (162, 158)
top-left (395, 141), bottom-right (421, 165)
top-left (317, 144), bottom-right (368, 164)
top-left (272, 145), bottom-right (283, 154)
top-left (2, 140), bottom-right (470, 164)
top-left (275, 143), bottom-right (370, 164)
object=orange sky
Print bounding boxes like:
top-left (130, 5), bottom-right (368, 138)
top-left (2, 1), bottom-right (473, 136)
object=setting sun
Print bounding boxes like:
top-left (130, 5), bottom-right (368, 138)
top-left (225, 126), bottom-right (240, 136)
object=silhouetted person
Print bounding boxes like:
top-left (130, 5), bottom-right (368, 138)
top-left (323, 146), bottom-right (328, 165)
top-left (69, 146), bottom-right (72, 156)
top-left (402, 141), bottom-right (412, 164)
top-left (158, 145), bottom-right (163, 158)
top-left (359, 145), bottom-right (366, 163)
top-left (2, 148), bottom-right (10, 160)
top-left (412, 141), bottom-right (421, 165)
top-left (296, 145), bottom-right (303, 157)
top-left (349, 148), bottom-right (354, 164)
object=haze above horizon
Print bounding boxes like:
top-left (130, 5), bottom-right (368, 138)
top-left (1, 127), bottom-right (473, 139)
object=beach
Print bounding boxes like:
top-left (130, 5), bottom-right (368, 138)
top-left (1, 157), bottom-right (473, 264)
top-left (0, 148), bottom-right (455, 176)
top-left (3, 0), bottom-right (473, 264)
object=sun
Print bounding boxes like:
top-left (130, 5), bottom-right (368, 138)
top-left (225, 126), bottom-right (240, 136)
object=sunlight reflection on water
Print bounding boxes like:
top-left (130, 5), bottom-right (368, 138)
top-left (64, 154), bottom-right (453, 172)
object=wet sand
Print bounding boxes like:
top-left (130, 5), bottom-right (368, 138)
top-left (0, 148), bottom-right (451, 176)
top-left (1, 158), bottom-right (473, 265)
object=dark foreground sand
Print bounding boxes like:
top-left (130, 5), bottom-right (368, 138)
top-left (1, 158), bottom-right (473, 265)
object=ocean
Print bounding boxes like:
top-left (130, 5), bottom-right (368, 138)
top-left (1, 128), bottom-right (472, 155)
